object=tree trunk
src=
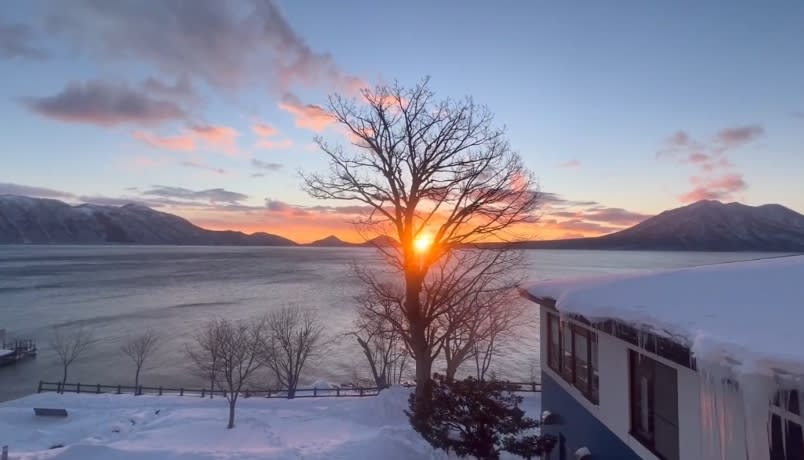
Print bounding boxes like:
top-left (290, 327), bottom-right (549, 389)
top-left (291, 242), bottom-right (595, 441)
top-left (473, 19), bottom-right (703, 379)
top-left (444, 359), bottom-right (459, 383)
top-left (135, 366), bottom-right (141, 388)
top-left (411, 321), bottom-right (433, 415)
top-left (62, 365), bottom-right (68, 385)
top-left (227, 400), bottom-right (236, 429)
top-left (406, 269), bottom-right (432, 416)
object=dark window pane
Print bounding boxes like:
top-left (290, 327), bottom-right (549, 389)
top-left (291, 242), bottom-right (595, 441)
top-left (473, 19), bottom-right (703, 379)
top-left (590, 333), bottom-right (599, 403)
top-left (786, 421), bottom-right (804, 460)
top-left (770, 414), bottom-right (784, 460)
top-left (789, 390), bottom-right (800, 415)
top-left (573, 329), bottom-right (589, 394)
top-left (629, 350), bottom-right (679, 460)
top-left (548, 314), bottom-right (561, 372)
top-left (561, 322), bottom-right (574, 381)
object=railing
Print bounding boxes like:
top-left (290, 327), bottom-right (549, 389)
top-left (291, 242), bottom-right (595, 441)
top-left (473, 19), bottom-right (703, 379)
top-left (38, 379), bottom-right (540, 398)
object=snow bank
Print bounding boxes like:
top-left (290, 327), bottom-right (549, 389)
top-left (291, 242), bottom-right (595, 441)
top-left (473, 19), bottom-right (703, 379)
top-left (0, 390), bottom-right (542, 460)
top-left (523, 255), bottom-right (804, 375)
top-left (0, 349), bottom-right (13, 358)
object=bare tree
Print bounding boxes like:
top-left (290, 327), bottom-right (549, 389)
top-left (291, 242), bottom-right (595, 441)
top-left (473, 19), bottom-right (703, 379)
top-left (356, 248), bottom-right (527, 392)
top-left (302, 78), bottom-right (539, 411)
top-left (188, 318), bottom-right (264, 429)
top-left (349, 310), bottom-right (409, 388)
top-left (120, 330), bottom-right (159, 388)
top-left (261, 307), bottom-right (323, 399)
top-left (49, 326), bottom-right (95, 385)
top-left (187, 321), bottom-right (222, 399)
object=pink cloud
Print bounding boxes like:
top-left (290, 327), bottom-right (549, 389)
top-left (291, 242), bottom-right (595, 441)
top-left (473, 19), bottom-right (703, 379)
top-left (253, 122), bottom-right (278, 137)
top-left (679, 173), bottom-right (748, 203)
top-left (132, 131), bottom-right (196, 151)
top-left (279, 93), bottom-right (334, 132)
top-left (687, 153), bottom-right (709, 163)
top-left (256, 138), bottom-right (293, 150)
top-left (188, 124), bottom-right (239, 155)
top-left (716, 124), bottom-right (764, 147)
top-left (559, 159), bottom-right (581, 168)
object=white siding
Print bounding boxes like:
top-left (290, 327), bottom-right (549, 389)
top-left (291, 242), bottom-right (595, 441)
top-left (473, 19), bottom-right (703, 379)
top-left (542, 312), bottom-right (752, 460)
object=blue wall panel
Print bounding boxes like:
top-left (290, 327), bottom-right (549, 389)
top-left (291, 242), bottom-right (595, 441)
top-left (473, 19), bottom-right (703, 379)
top-left (542, 372), bottom-right (642, 460)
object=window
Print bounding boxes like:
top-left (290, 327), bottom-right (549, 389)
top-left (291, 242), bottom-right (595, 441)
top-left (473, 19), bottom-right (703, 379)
top-left (547, 313), bottom-right (561, 372)
top-left (545, 312), bottom-right (598, 404)
top-left (771, 390), bottom-right (804, 460)
top-left (629, 350), bottom-right (679, 460)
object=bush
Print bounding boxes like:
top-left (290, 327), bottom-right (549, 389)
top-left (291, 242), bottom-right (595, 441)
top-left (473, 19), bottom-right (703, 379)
top-left (407, 374), bottom-right (555, 459)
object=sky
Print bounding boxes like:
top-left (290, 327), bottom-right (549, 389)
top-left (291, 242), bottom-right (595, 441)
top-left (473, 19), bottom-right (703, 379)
top-left (1, 1), bottom-right (802, 243)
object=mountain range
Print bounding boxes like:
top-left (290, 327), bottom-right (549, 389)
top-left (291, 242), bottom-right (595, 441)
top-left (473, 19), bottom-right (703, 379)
top-left (1, 195), bottom-right (803, 252)
top-left (512, 200), bottom-right (804, 252)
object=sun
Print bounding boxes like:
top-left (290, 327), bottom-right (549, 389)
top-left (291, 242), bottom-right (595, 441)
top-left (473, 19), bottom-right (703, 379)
top-left (413, 233), bottom-right (433, 254)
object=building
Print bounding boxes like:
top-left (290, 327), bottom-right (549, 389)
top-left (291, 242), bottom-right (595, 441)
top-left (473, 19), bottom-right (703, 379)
top-left (520, 255), bottom-right (804, 460)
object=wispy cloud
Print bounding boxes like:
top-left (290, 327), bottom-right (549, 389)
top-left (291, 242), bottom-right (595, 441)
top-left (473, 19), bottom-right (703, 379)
top-left (46, 0), bottom-right (361, 94)
top-left (251, 158), bottom-right (283, 171)
top-left (132, 131), bottom-right (196, 151)
top-left (252, 122), bottom-right (278, 137)
top-left (0, 182), bottom-right (73, 198)
top-left (0, 20), bottom-right (47, 59)
top-left (188, 124), bottom-right (239, 155)
top-left (559, 159), bottom-right (581, 168)
top-left (142, 186), bottom-right (248, 204)
top-left (24, 80), bottom-right (185, 126)
top-left (279, 93), bottom-right (334, 132)
top-left (657, 124), bottom-right (762, 203)
top-left (179, 160), bottom-right (227, 175)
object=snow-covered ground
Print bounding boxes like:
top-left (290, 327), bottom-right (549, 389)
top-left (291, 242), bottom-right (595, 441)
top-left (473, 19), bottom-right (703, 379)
top-left (0, 388), bottom-right (541, 460)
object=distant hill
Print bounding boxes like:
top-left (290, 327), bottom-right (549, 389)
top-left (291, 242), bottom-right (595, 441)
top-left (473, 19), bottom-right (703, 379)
top-left (514, 200), bottom-right (804, 252)
top-left (360, 235), bottom-right (400, 248)
top-left (307, 235), bottom-right (357, 247)
top-left (0, 195), bottom-right (296, 246)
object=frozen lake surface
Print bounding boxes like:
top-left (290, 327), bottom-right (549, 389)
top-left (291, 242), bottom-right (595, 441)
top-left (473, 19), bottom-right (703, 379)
top-left (0, 245), bottom-right (778, 401)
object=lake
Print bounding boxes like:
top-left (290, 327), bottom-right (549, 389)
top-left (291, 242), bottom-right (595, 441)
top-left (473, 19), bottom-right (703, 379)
top-left (0, 246), bottom-right (781, 401)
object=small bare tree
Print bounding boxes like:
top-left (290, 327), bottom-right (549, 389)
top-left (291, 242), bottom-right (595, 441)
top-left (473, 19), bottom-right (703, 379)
top-left (188, 318), bottom-right (264, 429)
top-left (121, 330), bottom-right (159, 388)
top-left (187, 321), bottom-right (223, 399)
top-left (349, 309), bottom-right (409, 388)
top-left (261, 307), bottom-right (323, 398)
top-left (49, 326), bottom-right (95, 385)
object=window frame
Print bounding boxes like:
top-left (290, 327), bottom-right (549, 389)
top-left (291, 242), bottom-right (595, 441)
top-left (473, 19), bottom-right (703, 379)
top-left (628, 350), bottom-right (679, 460)
top-left (545, 311), bottom-right (599, 404)
top-left (771, 390), bottom-right (804, 459)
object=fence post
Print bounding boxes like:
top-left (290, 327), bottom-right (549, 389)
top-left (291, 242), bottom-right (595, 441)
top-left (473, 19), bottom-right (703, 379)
top-left (180, 388), bottom-right (184, 396)
top-left (336, 388), bottom-right (340, 397)
top-left (56, 382), bottom-right (61, 394)
top-left (313, 387), bottom-right (317, 397)
top-left (159, 386), bottom-right (163, 396)
top-left (97, 384), bottom-right (101, 394)
top-left (38, 381), bottom-right (43, 393)
top-left (201, 388), bottom-right (205, 398)
top-left (76, 383), bottom-right (81, 394)
top-left (359, 388), bottom-right (364, 397)
top-left (117, 385), bottom-right (121, 395)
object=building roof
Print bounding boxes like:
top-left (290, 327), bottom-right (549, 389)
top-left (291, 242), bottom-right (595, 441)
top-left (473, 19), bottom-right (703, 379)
top-left (522, 255), bottom-right (804, 376)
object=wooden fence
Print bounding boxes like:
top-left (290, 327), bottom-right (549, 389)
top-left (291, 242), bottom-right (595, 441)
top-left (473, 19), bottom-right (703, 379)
top-left (38, 380), bottom-right (540, 399)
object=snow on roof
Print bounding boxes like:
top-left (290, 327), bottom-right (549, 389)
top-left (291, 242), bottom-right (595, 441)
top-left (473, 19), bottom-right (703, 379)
top-left (0, 349), bottom-right (12, 358)
top-left (522, 255), bottom-right (804, 375)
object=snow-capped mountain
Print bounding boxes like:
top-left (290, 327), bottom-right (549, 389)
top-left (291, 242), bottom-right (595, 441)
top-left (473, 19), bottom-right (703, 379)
top-left (520, 200), bottom-right (804, 252)
top-left (0, 195), bottom-right (296, 246)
